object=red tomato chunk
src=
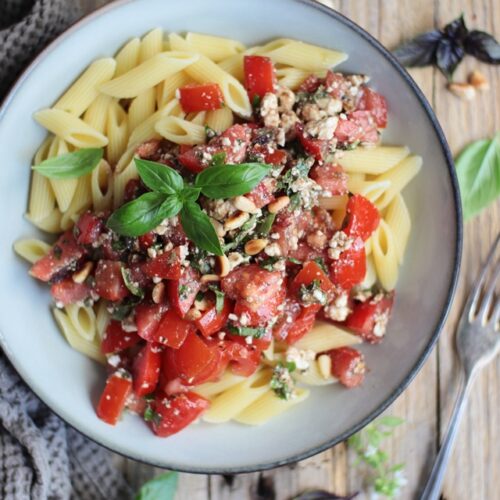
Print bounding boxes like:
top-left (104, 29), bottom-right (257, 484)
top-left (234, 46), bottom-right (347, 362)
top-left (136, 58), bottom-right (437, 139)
top-left (167, 266), bottom-right (201, 317)
top-left (142, 247), bottom-right (183, 280)
top-left (94, 260), bottom-right (129, 302)
top-left (344, 194), bottom-right (380, 242)
top-left (153, 309), bottom-right (196, 349)
top-left (97, 370), bottom-right (132, 425)
top-left (244, 55), bottom-right (276, 100)
top-left (328, 347), bottom-right (366, 388)
top-left (101, 321), bottom-right (141, 354)
top-left (179, 83), bottom-right (224, 113)
top-left (50, 279), bottom-right (90, 305)
top-left (133, 343), bottom-right (162, 396)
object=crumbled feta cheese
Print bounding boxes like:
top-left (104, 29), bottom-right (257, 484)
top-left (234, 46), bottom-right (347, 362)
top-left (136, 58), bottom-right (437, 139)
top-left (260, 92), bottom-right (280, 128)
top-left (324, 292), bottom-right (351, 322)
top-left (286, 347), bottom-right (315, 371)
top-left (244, 336), bottom-right (253, 345)
top-left (373, 311), bottom-right (389, 337)
top-left (221, 137), bottom-right (231, 146)
top-left (107, 354), bottom-right (121, 368)
top-left (328, 231), bottom-right (354, 260)
top-left (264, 242), bottom-right (282, 257)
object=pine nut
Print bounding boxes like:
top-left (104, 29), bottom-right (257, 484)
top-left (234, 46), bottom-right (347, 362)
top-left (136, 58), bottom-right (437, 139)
top-left (244, 238), bottom-right (268, 256)
top-left (185, 308), bottom-right (202, 321)
top-left (224, 211), bottom-right (249, 231)
top-left (268, 196), bottom-right (290, 214)
top-left (228, 252), bottom-right (245, 270)
top-left (152, 281), bottom-right (165, 304)
top-left (447, 82), bottom-right (476, 100)
top-left (468, 70), bottom-right (489, 91)
top-left (200, 274), bottom-right (220, 283)
top-left (232, 195), bottom-right (258, 213)
top-left (317, 354), bottom-right (332, 380)
top-left (216, 255), bottom-right (231, 277)
top-left (72, 262), bottom-right (93, 284)
top-left (210, 217), bottom-right (226, 237)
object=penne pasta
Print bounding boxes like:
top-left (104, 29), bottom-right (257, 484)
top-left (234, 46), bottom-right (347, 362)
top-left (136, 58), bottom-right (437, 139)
top-left (276, 67), bottom-right (327, 90)
top-left (25, 207), bottom-right (62, 234)
top-left (195, 371), bottom-right (246, 399)
top-left (293, 358), bottom-right (337, 386)
top-left (154, 116), bottom-right (206, 145)
top-left (206, 106), bottom-right (234, 133)
top-left (65, 303), bottom-right (97, 342)
top-left (106, 100), bottom-right (129, 165)
top-left (114, 37), bottom-right (141, 76)
top-left (91, 159), bottom-right (114, 211)
top-left (294, 321), bottom-right (362, 352)
top-left (371, 219), bottom-right (399, 290)
top-left (156, 71), bottom-right (191, 108)
top-left (338, 146), bottom-right (410, 175)
top-left (139, 28), bottom-right (164, 62)
top-left (60, 175), bottom-right (92, 230)
top-left (28, 171), bottom-right (56, 222)
top-left (185, 32), bottom-right (245, 62)
top-left (13, 238), bottom-right (51, 264)
top-left (113, 158), bottom-right (138, 208)
top-left (54, 58), bottom-right (116, 117)
top-left (384, 194), bottom-right (411, 264)
top-left (83, 94), bottom-right (113, 133)
top-left (95, 300), bottom-right (111, 340)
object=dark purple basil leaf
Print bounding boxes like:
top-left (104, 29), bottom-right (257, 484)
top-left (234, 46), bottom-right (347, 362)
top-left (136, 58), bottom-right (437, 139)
top-left (293, 491), bottom-right (358, 500)
top-left (436, 37), bottom-right (465, 79)
top-left (464, 30), bottom-right (500, 63)
top-left (443, 14), bottom-right (469, 42)
top-left (392, 30), bottom-right (442, 67)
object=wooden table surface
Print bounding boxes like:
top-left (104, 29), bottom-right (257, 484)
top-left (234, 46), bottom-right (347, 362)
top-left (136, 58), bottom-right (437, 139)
top-left (80, 1), bottom-right (500, 498)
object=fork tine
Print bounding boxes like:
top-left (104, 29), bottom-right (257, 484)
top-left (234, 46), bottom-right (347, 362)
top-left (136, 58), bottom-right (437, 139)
top-left (467, 234), bottom-right (500, 320)
top-left (478, 260), bottom-right (500, 323)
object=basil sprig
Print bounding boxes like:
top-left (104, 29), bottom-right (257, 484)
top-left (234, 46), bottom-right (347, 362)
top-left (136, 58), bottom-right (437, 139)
top-left (33, 148), bottom-right (103, 179)
top-left (106, 158), bottom-right (271, 255)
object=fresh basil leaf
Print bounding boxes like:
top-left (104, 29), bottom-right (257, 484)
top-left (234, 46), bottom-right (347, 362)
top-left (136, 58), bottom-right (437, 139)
top-left (180, 201), bottom-right (223, 256)
top-left (179, 186), bottom-right (201, 202)
top-left (464, 30), bottom-right (500, 63)
top-left (135, 158), bottom-right (184, 194)
top-left (456, 134), bottom-right (500, 219)
top-left (209, 285), bottom-right (225, 314)
top-left (195, 163), bottom-right (271, 199)
top-left (211, 151), bottom-right (226, 166)
top-left (121, 266), bottom-right (144, 298)
top-left (443, 14), bottom-right (468, 41)
top-left (377, 416), bottom-right (405, 428)
top-left (288, 257), bottom-right (302, 264)
top-left (227, 324), bottom-right (266, 338)
top-left (259, 256), bottom-right (282, 271)
top-left (436, 37), bottom-right (464, 79)
top-left (135, 471), bottom-right (178, 500)
top-left (392, 30), bottom-right (442, 67)
top-left (256, 212), bottom-right (276, 235)
top-left (32, 148), bottom-right (103, 179)
top-left (205, 125), bottom-right (217, 139)
top-left (107, 192), bottom-right (182, 236)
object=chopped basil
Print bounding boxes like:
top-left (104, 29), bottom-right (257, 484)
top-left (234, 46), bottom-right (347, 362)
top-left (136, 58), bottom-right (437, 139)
top-left (252, 94), bottom-right (261, 108)
top-left (288, 257), bottom-right (302, 264)
top-left (205, 125), bottom-right (218, 140)
top-left (278, 158), bottom-right (313, 194)
top-left (223, 212), bottom-right (261, 252)
top-left (209, 285), bottom-right (225, 314)
top-left (227, 324), bottom-right (267, 338)
top-left (299, 279), bottom-right (328, 306)
top-left (210, 151), bottom-right (226, 166)
top-left (143, 406), bottom-right (162, 425)
top-left (270, 363), bottom-right (296, 401)
top-left (259, 256), bottom-right (282, 271)
top-left (120, 266), bottom-right (144, 298)
top-left (313, 257), bottom-right (328, 274)
top-left (110, 296), bottom-right (141, 320)
top-left (256, 211), bottom-right (276, 235)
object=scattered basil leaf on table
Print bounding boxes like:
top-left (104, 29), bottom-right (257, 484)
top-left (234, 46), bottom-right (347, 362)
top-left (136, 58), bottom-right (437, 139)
top-left (107, 192), bottom-right (182, 237)
top-left (180, 201), bottom-right (223, 256)
top-left (33, 148), bottom-right (103, 179)
top-left (135, 158), bottom-right (184, 194)
top-left (135, 471), bottom-right (178, 500)
top-left (393, 14), bottom-right (500, 80)
top-left (456, 133), bottom-right (500, 219)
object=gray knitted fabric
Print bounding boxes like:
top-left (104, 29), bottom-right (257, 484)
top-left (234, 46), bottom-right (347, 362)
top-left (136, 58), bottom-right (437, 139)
top-left (0, 2), bottom-right (134, 499)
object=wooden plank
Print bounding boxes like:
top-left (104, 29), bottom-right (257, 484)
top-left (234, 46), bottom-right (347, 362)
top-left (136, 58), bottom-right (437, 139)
top-left (434, 0), bottom-right (500, 498)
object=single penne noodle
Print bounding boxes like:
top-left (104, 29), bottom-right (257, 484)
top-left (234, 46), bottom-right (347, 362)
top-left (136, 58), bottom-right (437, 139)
top-left (185, 32), bottom-right (245, 62)
top-left (91, 159), bottom-right (114, 211)
top-left (235, 387), bottom-right (310, 426)
top-left (374, 155), bottom-right (422, 210)
top-left (294, 320), bottom-right (362, 352)
top-left (139, 28), bottom-right (164, 62)
top-left (169, 33), bottom-right (251, 117)
top-left (53, 308), bottom-right (105, 364)
top-left (54, 58), bottom-right (116, 116)
top-left (83, 94), bottom-right (113, 133)
top-left (154, 116), bottom-right (206, 145)
top-left (346, 172), bottom-right (365, 193)
top-left (34, 109), bottom-right (108, 148)
top-left (371, 219), bottom-right (399, 290)
top-left (318, 194), bottom-right (348, 211)
top-left (186, 111), bottom-right (207, 125)
top-left (65, 303), bottom-right (97, 342)
top-left (13, 238), bottom-right (51, 264)
top-left (113, 159), bottom-right (138, 208)
top-left (128, 87), bottom-right (156, 133)
top-left (206, 106), bottom-right (234, 133)
top-left (203, 370), bottom-right (271, 423)
top-left (34, 135), bottom-right (53, 165)
top-left (114, 37), bottom-right (141, 77)
top-left (255, 38), bottom-right (293, 54)
top-left (48, 137), bottom-right (78, 212)
top-left (195, 370), bottom-right (247, 399)
top-left (263, 40), bottom-right (347, 71)
top-left (106, 100), bottom-right (129, 165)
top-left (384, 193), bottom-right (411, 263)
top-left (115, 145), bottom-right (138, 174)
top-left (365, 236), bottom-right (372, 256)
top-left (99, 51), bottom-right (199, 98)
top-left (293, 359), bottom-right (337, 386)
top-left (358, 179), bottom-right (392, 206)
top-left (28, 171), bottom-right (56, 222)
top-left (361, 254), bottom-right (377, 288)
top-left (25, 207), bottom-right (62, 234)
top-left (156, 71), bottom-right (191, 108)
top-left (276, 67), bottom-right (327, 90)
top-left (95, 300), bottom-right (111, 340)
top-left (60, 175), bottom-right (92, 230)
top-left (338, 146), bottom-right (410, 175)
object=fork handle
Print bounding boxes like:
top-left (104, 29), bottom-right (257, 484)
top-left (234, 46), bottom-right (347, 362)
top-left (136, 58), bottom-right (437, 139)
top-left (420, 374), bottom-right (474, 500)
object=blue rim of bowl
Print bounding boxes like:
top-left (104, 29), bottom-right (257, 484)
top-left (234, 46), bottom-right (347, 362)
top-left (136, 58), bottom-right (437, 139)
top-left (0, 0), bottom-right (462, 474)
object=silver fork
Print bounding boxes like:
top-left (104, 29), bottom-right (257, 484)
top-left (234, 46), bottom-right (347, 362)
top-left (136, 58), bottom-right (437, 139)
top-left (421, 234), bottom-right (500, 500)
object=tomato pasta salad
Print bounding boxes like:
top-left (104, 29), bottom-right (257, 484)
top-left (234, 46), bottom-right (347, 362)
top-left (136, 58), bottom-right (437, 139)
top-left (15, 30), bottom-right (421, 436)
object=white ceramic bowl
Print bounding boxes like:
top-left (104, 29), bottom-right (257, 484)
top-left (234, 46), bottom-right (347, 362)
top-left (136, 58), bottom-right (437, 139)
top-left (0, 0), bottom-right (462, 472)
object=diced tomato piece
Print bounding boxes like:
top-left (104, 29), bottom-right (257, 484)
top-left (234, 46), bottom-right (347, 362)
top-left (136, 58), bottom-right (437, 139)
top-left (344, 292), bottom-right (394, 343)
top-left (310, 163), bottom-right (348, 196)
top-left (334, 118), bottom-right (363, 143)
top-left (329, 237), bottom-right (366, 290)
top-left (325, 71), bottom-right (351, 100)
top-left (244, 55), bottom-right (276, 100)
top-left (132, 343), bottom-right (162, 396)
top-left (246, 178), bottom-right (276, 208)
top-left (162, 333), bottom-right (219, 385)
top-left (125, 392), bottom-right (147, 414)
top-left (273, 298), bottom-right (320, 344)
top-left (50, 278), bottom-right (90, 305)
top-left (335, 111), bottom-right (378, 145)
top-left (357, 87), bottom-right (388, 128)
top-left (299, 74), bottom-right (322, 93)
top-left (196, 297), bottom-right (232, 337)
top-left (290, 261), bottom-right (334, 297)
top-left (295, 123), bottom-right (329, 161)
top-left (149, 392), bottom-right (210, 437)
top-left (135, 303), bottom-right (167, 342)
top-left (30, 231), bottom-right (85, 282)
top-left (179, 83), bottom-right (224, 113)
top-left (178, 124), bottom-right (252, 173)
top-left (224, 338), bottom-right (262, 376)
top-left (124, 178), bottom-right (144, 202)
top-left (96, 370), bottom-right (132, 425)
top-left (328, 347), bottom-right (366, 388)
top-left (152, 309), bottom-right (196, 349)
top-left (138, 232), bottom-right (155, 249)
top-left (94, 260), bottom-right (129, 301)
top-left (142, 247), bottom-right (183, 280)
top-left (222, 264), bottom-right (286, 326)
top-left (166, 265), bottom-right (201, 317)
top-left (74, 212), bottom-right (103, 245)
top-left (101, 321), bottom-right (141, 354)
top-left (344, 194), bottom-right (380, 241)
